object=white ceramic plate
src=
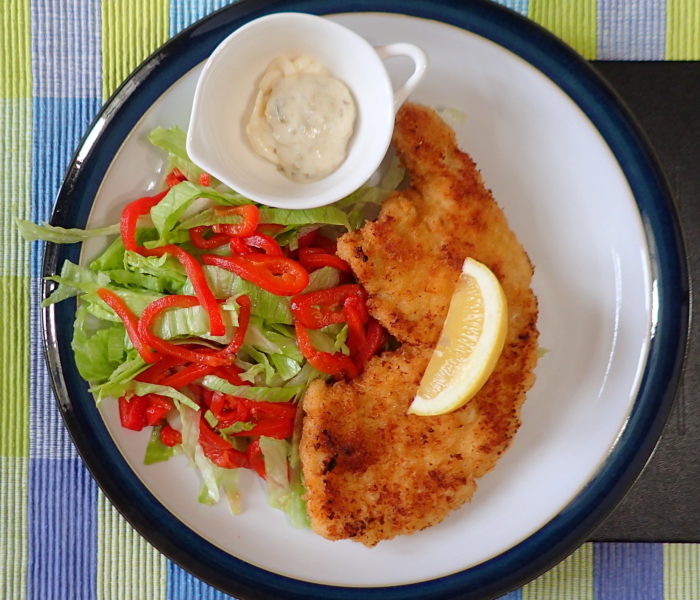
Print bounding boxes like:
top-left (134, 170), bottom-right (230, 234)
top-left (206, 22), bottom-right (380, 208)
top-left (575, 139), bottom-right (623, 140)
top-left (43, 3), bottom-right (686, 599)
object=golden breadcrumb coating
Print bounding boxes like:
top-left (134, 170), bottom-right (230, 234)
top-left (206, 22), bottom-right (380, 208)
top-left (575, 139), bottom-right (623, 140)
top-left (299, 103), bottom-right (539, 546)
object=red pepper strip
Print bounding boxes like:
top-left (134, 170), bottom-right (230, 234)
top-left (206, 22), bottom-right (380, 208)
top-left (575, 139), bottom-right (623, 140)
top-left (354, 318), bottom-right (387, 370)
top-left (199, 418), bottom-right (248, 469)
top-left (297, 229), bottom-right (336, 252)
top-left (135, 356), bottom-right (182, 384)
top-left (198, 172), bottom-right (211, 186)
top-left (97, 288), bottom-right (159, 363)
top-left (118, 395), bottom-right (149, 431)
top-left (215, 364), bottom-right (249, 386)
top-left (250, 400), bottom-right (298, 421)
top-left (144, 394), bottom-right (173, 426)
top-left (242, 233), bottom-right (283, 256)
top-left (160, 363), bottom-right (218, 388)
top-left (343, 294), bottom-right (369, 357)
top-left (188, 226), bottom-right (230, 249)
top-left (201, 254), bottom-right (309, 296)
top-left (213, 398), bottom-right (295, 438)
top-left (120, 190), bottom-right (168, 253)
top-left (297, 229), bottom-right (320, 248)
top-left (137, 295), bottom-right (229, 366)
top-left (298, 247), bottom-right (351, 272)
top-left (160, 423), bottom-right (182, 446)
top-left (197, 385), bottom-right (213, 409)
top-left (290, 284), bottom-right (365, 329)
top-left (294, 321), bottom-right (359, 379)
top-left (166, 167), bottom-right (188, 187)
top-left (145, 244), bottom-right (225, 336)
top-left (209, 393), bottom-right (251, 427)
top-left (219, 295), bottom-right (251, 358)
top-left (228, 236), bottom-right (250, 255)
top-left (229, 419), bottom-right (293, 439)
top-left (211, 205), bottom-right (259, 237)
top-left (246, 440), bottom-right (266, 478)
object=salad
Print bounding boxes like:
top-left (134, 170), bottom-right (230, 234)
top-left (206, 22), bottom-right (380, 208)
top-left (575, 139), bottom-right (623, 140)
top-left (19, 125), bottom-right (403, 526)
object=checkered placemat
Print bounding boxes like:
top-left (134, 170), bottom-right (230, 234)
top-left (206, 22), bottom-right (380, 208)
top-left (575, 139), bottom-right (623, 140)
top-left (2, 1), bottom-right (699, 598)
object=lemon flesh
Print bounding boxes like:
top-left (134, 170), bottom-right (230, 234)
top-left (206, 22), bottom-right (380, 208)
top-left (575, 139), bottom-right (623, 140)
top-left (408, 258), bottom-right (508, 416)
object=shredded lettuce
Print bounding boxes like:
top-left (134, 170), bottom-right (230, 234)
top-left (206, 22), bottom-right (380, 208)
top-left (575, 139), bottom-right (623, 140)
top-left (84, 288), bottom-right (163, 322)
top-left (43, 261), bottom-right (111, 307)
top-left (149, 303), bottom-right (238, 342)
top-left (129, 381), bottom-right (200, 411)
top-left (176, 207), bottom-right (249, 231)
top-left (17, 119), bottom-right (407, 524)
top-left (151, 181), bottom-right (252, 243)
top-left (124, 251), bottom-right (187, 291)
top-left (147, 126), bottom-right (191, 164)
top-left (200, 375), bottom-right (301, 403)
top-left (89, 354), bottom-right (150, 403)
top-left (177, 402), bottom-right (242, 513)
top-left (89, 227), bottom-right (158, 272)
top-left (148, 126), bottom-right (206, 183)
top-left (181, 266), bottom-right (293, 325)
top-left (219, 421), bottom-right (255, 435)
top-left (16, 218), bottom-right (120, 243)
top-left (144, 426), bottom-right (180, 465)
top-left (71, 305), bottom-right (127, 383)
top-left (259, 206), bottom-right (351, 230)
top-left (269, 353), bottom-right (302, 381)
top-left (303, 266), bottom-right (341, 294)
top-left (332, 155), bottom-right (405, 228)
top-left (260, 436), bottom-right (309, 528)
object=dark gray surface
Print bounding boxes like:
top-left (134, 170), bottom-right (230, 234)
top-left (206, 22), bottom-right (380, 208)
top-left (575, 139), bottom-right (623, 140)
top-left (588, 62), bottom-right (699, 542)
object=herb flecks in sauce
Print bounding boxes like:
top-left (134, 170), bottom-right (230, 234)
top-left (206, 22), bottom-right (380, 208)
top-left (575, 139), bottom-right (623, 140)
top-left (246, 55), bottom-right (357, 183)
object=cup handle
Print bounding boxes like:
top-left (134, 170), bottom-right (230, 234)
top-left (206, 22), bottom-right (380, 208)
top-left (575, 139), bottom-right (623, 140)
top-left (375, 43), bottom-right (428, 111)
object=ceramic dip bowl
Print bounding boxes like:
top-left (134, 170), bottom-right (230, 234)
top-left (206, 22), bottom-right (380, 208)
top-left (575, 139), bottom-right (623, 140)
top-left (186, 12), bottom-right (427, 209)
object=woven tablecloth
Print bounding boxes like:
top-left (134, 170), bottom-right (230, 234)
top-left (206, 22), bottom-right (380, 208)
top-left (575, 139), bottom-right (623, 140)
top-left (2, 1), bottom-right (699, 598)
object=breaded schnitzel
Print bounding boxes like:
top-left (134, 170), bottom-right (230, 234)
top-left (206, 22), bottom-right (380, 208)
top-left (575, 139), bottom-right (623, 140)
top-left (299, 103), bottom-right (539, 546)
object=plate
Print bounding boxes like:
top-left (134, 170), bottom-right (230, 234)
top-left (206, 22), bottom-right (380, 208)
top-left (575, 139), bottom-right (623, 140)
top-left (42, 1), bottom-right (688, 599)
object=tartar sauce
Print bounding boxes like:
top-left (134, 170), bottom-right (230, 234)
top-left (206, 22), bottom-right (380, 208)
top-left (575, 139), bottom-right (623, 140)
top-left (246, 55), bottom-right (356, 183)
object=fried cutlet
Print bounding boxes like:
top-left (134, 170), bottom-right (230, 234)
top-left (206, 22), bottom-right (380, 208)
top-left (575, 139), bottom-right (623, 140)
top-left (299, 103), bottom-right (539, 546)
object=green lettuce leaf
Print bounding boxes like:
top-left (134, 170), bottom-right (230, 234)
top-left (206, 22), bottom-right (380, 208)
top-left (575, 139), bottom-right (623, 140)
top-left (104, 269), bottom-right (173, 293)
top-left (269, 354), bottom-right (302, 381)
top-left (181, 266), bottom-right (293, 325)
top-left (219, 421), bottom-right (255, 435)
top-left (176, 208), bottom-right (248, 231)
top-left (71, 304), bottom-right (126, 383)
top-left (124, 251), bottom-right (187, 291)
top-left (303, 266), bottom-right (341, 294)
top-left (144, 426), bottom-right (180, 464)
top-left (148, 126), bottom-right (191, 163)
top-left (84, 288), bottom-right (162, 322)
top-left (89, 354), bottom-right (150, 402)
top-left (258, 206), bottom-right (351, 230)
top-left (332, 155), bottom-right (405, 228)
top-left (150, 181), bottom-right (252, 243)
top-left (175, 402), bottom-right (243, 513)
top-left (129, 382), bottom-right (200, 411)
top-left (44, 261), bottom-right (111, 307)
top-left (88, 227), bottom-right (158, 272)
top-left (16, 218), bottom-right (120, 243)
top-left (260, 436), bottom-right (309, 528)
top-left (200, 375), bottom-right (301, 402)
top-left (148, 126), bottom-right (211, 184)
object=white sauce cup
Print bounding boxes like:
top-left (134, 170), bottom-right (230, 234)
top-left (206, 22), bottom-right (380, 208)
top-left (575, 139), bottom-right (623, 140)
top-left (186, 12), bottom-right (427, 209)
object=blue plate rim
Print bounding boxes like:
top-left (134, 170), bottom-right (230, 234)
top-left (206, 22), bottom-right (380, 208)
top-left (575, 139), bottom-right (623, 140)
top-left (41, 1), bottom-right (689, 599)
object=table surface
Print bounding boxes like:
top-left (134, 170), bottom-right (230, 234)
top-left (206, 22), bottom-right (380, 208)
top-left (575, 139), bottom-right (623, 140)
top-left (2, 1), bottom-right (699, 599)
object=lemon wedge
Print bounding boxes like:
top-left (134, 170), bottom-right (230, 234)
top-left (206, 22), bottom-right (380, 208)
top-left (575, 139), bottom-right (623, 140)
top-left (408, 257), bottom-right (508, 416)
